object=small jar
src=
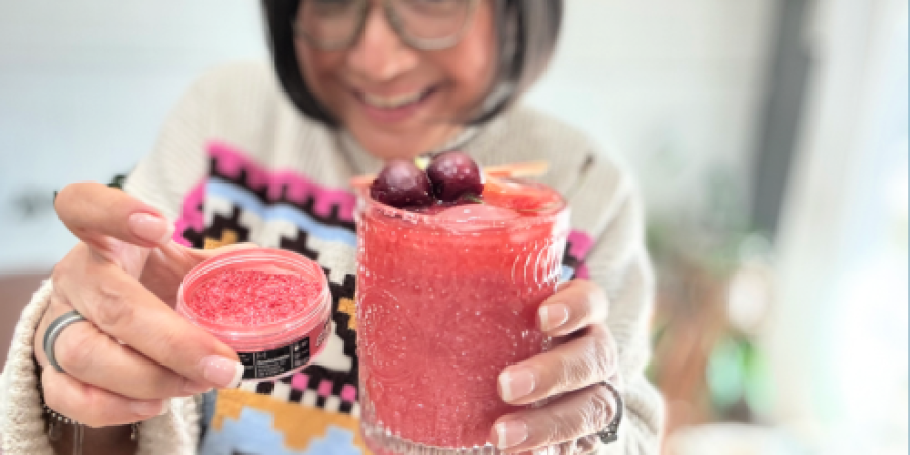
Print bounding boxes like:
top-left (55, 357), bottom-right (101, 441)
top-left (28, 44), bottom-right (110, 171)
top-left (176, 248), bottom-right (331, 382)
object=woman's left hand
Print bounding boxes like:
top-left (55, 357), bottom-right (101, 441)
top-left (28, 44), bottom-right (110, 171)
top-left (491, 279), bottom-right (621, 455)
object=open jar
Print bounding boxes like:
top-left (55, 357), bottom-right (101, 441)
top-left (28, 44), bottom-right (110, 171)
top-left (176, 248), bottom-right (331, 382)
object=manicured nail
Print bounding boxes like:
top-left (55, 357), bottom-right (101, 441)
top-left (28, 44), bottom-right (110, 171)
top-left (130, 400), bottom-right (164, 417)
top-left (495, 420), bottom-right (528, 449)
top-left (498, 367), bottom-right (536, 402)
top-left (200, 356), bottom-right (244, 389)
top-left (128, 213), bottom-right (173, 244)
top-left (182, 379), bottom-right (214, 395)
top-left (539, 303), bottom-right (569, 332)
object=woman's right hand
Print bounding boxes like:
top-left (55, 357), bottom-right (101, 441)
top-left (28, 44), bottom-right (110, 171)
top-left (32, 182), bottom-right (247, 428)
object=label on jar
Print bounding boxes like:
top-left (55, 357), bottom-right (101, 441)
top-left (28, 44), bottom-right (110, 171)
top-left (237, 318), bottom-right (331, 380)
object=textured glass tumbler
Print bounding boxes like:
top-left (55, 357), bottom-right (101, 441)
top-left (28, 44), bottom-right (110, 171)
top-left (355, 185), bottom-right (569, 455)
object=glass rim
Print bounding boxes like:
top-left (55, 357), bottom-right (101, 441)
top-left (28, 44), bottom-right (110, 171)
top-left (355, 179), bottom-right (570, 232)
top-left (176, 248), bottom-right (332, 349)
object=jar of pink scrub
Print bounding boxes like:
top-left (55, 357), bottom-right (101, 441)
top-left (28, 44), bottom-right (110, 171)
top-left (176, 248), bottom-right (332, 382)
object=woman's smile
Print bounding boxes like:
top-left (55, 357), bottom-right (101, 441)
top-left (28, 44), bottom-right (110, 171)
top-left (351, 85), bottom-right (439, 124)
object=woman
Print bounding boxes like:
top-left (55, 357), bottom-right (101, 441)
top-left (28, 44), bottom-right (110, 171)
top-left (0, 1), bottom-right (663, 454)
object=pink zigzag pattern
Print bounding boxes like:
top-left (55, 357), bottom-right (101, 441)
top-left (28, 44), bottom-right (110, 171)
top-left (208, 141), bottom-right (356, 221)
top-left (171, 140), bottom-right (357, 246)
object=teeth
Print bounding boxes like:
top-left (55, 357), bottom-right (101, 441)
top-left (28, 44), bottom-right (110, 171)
top-left (362, 91), bottom-right (425, 109)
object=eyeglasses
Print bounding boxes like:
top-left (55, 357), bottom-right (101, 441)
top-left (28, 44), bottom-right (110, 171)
top-left (293, 0), bottom-right (480, 51)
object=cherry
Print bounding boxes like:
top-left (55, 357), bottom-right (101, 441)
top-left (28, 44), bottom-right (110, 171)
top-left (370, 159), bottom-right (434, 208)
top-left (426, 151), bottom-right (484, 202)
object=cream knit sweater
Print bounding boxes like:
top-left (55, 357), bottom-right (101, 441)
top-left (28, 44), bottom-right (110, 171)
top-left (0, 62), bottom-right (663, 455)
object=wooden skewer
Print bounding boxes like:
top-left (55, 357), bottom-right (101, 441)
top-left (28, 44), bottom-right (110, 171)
top-left (349, 174), bottom-right (376, 188)
top-left (349, 160), bottom-right (550, 188)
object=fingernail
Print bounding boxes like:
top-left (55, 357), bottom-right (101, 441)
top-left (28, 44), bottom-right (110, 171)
top-left (182, 379), bottom-right (214, 395)
top-left (499, 367), bottom-right (536, 402)
top-left (495, 420), bottom-right (528, 449)
top-left (159, 402), bottom-right (169, 416)
top-left (200, 356), bottom-right (244, 389)
top-left (539, 303), bottom-right (569, 332)
top-left (130, 400), bottom-right (164, 417)
top-left (128, 213), bottom-right (173, 244)
top-left (533, 447), bottom-right (550, 455)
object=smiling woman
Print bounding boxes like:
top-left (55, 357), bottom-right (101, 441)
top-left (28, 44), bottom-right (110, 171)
top-left (0, 1), bottom-right (663, 455)
top-left (293, 0), bottom-right (497, 153)
top-left (263, 0), bottom-right (561, 159)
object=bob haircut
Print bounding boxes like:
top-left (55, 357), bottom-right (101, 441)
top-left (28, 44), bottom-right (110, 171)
top-left (261, 0), bottom-right (563, 127)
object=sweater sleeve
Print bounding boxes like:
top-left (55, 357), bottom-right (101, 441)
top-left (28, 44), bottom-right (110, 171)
top-left (567, 157), bottom-right (665, 455)
top-left (0, 66), bottom-right (223, 455)
top-left (0, 282), bottom-right (56, 455)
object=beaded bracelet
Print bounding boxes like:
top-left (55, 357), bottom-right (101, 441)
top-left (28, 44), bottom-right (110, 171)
top-left (36, 375), bottom-right (140, 453)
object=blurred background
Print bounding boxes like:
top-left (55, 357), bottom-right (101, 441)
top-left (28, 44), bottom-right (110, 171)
top-left (0, 1), bottom-right (906, 454)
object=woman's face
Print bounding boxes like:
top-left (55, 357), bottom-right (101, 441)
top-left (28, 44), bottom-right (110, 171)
top-left (295, 0), bottom-right (498, 160)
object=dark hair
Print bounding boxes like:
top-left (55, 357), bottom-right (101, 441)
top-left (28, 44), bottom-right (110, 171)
top-left (261, 0), bottom-right (563, 127)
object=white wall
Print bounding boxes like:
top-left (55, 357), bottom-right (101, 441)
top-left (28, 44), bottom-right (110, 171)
top-left (0, 1), bottom-right (266, 271)
top-left (0, 0), bottom-right (777, 272)
top-left (526, 0), bottom-right (778, 226)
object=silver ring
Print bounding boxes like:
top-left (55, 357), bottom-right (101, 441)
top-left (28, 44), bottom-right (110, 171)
top-left (43, 310), bottom-right (87, 374)
top-left (595, 381), bottom-right (623, 445)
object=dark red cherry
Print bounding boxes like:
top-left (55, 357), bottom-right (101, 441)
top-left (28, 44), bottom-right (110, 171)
top-left (370, 159), bottom-right (435, 208)
top-left (426, 151), bottom-right (484, 202)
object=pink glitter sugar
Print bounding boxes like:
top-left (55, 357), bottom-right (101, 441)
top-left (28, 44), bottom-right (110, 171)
top-left (188, 270), bottom-right (319, 326)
